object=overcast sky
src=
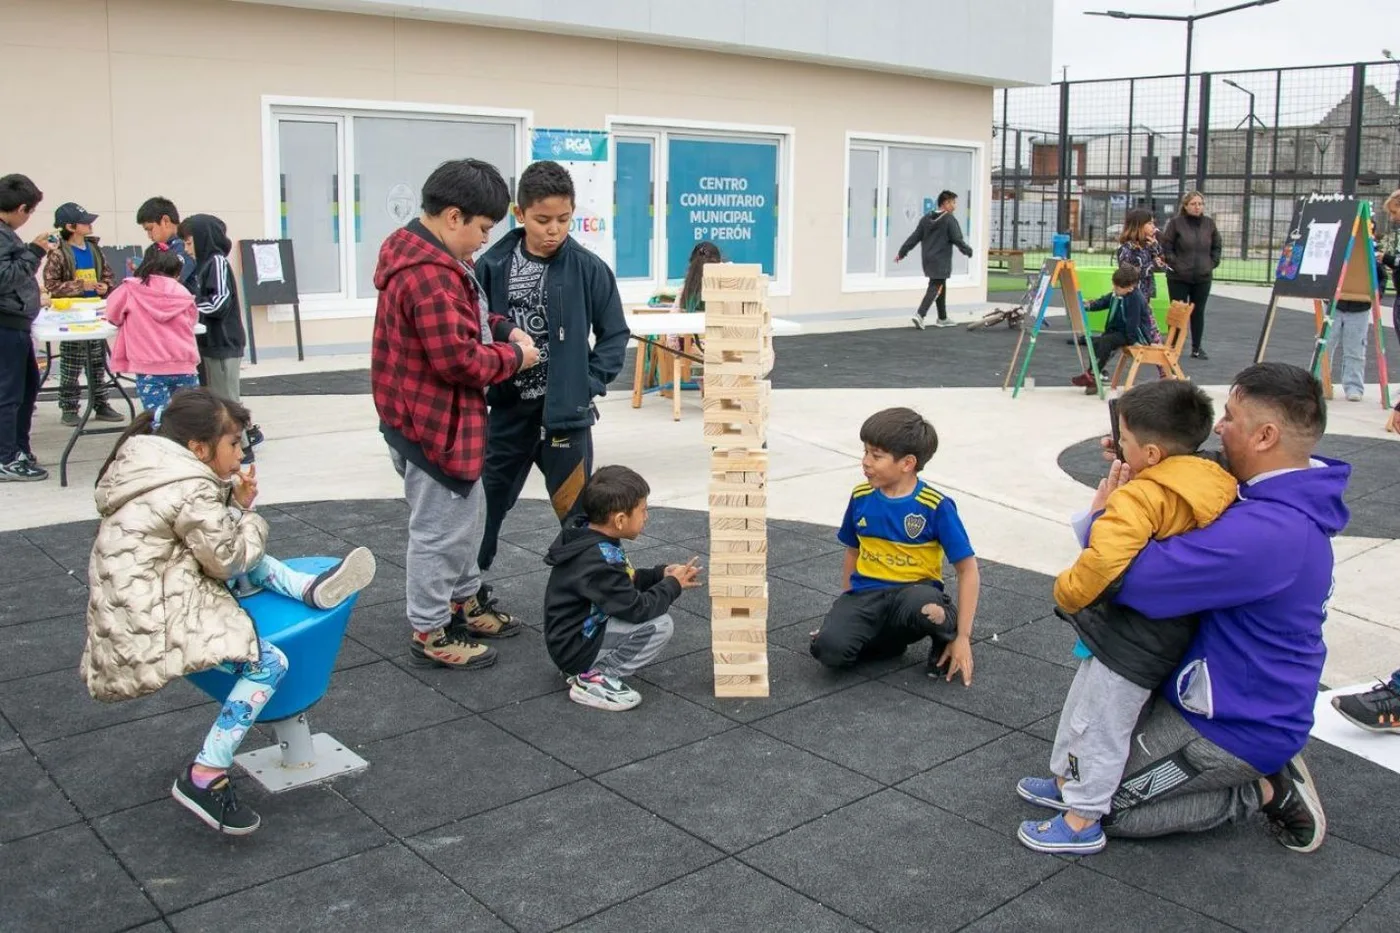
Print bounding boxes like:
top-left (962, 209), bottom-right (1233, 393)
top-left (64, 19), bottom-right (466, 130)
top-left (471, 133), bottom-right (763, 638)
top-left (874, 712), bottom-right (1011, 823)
top-left (1053, 0), bottom-right (1394, 81)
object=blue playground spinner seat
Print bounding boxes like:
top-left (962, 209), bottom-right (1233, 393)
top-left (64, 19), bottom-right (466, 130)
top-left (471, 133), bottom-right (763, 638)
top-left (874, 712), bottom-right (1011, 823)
top-left (187, 556), bottom-right (369, 791)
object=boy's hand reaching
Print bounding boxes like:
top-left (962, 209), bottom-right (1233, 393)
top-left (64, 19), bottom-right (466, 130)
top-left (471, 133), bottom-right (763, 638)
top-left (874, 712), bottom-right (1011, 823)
top-left (937, 636), bottom-right (974, 686)
top-left (665, 557), bottom-right (704, 589)
top-left (232, 464), bottom-right (258, 510)
top-left (508, 328), bottom-right (534, 347)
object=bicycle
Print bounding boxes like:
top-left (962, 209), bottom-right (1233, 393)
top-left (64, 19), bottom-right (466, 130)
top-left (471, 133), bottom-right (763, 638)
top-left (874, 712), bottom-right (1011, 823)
top-left (967, 271), bottom-right (1040, 331)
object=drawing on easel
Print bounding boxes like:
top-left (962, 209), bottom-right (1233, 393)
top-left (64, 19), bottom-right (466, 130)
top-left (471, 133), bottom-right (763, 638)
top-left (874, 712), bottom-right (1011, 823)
top-left (1276, 226), bottom-right (1303, 280)
top-left (252, 242), bottom-right (285, 284)
top-left (1299, 221), bottom-right (1340, 278)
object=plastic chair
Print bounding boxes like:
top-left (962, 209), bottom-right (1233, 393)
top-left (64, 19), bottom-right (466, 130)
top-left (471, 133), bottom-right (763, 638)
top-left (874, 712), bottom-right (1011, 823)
top-left (187, 556), bottom-right (368, 792)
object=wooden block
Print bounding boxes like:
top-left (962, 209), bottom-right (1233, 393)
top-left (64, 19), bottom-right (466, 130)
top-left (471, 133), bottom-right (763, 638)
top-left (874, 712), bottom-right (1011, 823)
top-left (711, 594), bottom-right (768, 618)
top-left (714, 676), bottom-right (770, 698)
top-left (713, 655), bottom-right (769, 677)
top-left (710, 449), bottom-right (768, 471)
top-left (709, 538), bottom-right (768, 556)
top-left (710, 582), bottom-right (767, 599)
top-left (702, 264), bottom-right (767, 303)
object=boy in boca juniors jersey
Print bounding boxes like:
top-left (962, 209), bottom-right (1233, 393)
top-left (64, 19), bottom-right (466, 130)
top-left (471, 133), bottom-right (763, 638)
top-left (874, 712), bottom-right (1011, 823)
top-left (809, 408), bottom-right (980, 684)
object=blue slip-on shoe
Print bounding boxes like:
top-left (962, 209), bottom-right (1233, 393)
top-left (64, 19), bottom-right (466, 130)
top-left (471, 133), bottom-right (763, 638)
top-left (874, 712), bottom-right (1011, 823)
top-left (1016, 776), bottom-right (1070, 811)
top-left (1017, 814), bottom-right (1106, 855)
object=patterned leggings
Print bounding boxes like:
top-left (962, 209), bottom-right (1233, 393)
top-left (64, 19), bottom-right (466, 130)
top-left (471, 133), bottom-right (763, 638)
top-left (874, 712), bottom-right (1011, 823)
top-left (135, 374), bottom-right (199, 412)
top-left (196, 555), bottom-right (318, 769)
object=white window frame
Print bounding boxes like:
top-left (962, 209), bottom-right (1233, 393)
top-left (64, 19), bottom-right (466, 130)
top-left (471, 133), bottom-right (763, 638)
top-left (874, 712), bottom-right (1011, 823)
top-left (842, 132), bottom-right (985, 293)
top-left (611, 131), bottom-right (662, 285)
top-left (260, 95), bottom-right (533, 321)
top-left (606, 115), bottom-right (796, 306)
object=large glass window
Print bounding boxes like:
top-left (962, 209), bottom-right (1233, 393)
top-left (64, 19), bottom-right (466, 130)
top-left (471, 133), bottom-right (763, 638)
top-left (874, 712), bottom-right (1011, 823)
top-left (270, 106), bottom-right (522, 309)
top-left (612, 125), bottom-right (788, 296)
top-left (614, 137), bottom-right (655, 281)
top-left (277, 120), bottom-right (341, 295)
top-left (844, 138), bottom-right (978, 286)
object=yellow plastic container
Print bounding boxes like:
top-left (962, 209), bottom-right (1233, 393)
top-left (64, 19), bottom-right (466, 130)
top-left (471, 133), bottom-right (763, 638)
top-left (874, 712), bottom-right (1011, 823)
top-left (51, 298), bottom-right (73, 310)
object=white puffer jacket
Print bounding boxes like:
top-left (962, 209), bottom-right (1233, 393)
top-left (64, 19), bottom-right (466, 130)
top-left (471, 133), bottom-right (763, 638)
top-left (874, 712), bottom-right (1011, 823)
top-left (81, 434), bottom-right (269, 702)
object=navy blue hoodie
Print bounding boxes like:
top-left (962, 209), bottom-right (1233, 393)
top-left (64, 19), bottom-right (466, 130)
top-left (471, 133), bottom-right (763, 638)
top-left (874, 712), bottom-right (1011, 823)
top-left (475, 229), bottom-right (629, 430)
top-left (1117, 458), bottom-right (1351, 775)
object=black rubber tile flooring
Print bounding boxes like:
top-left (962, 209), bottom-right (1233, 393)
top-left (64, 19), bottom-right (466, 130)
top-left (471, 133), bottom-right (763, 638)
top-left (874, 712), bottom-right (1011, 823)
top-left (4, 499), bottom-right (1399, 932)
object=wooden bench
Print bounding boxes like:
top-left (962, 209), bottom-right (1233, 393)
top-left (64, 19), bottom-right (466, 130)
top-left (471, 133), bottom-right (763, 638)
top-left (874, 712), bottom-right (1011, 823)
top-left (988, 248), bottom-right (1026, 275)
top-left (1110, 300), bottom-right (1192, 389)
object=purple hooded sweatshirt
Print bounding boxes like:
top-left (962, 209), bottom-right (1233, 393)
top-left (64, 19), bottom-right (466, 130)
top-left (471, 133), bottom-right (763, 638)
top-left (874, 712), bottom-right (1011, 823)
top-left (1115, 457), bottom-right (1351, 776)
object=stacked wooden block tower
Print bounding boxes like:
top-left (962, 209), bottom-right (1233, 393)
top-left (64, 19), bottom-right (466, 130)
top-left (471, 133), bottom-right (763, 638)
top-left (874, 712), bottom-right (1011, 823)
top-left (701, 263), bottom-right (773, 698)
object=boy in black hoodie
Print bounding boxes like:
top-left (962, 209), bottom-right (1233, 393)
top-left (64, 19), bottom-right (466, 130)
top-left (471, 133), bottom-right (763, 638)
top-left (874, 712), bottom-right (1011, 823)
top-left (543, 466), bottom-right (701, 711)
top-left (179, 214), bottom-right (253, 461)
top-left (1072, 265), bottom-right (1150, 395)
top-left (0, 174), bottom-right (58, 482)
top-left (475, 161), bottom-right (631, 610)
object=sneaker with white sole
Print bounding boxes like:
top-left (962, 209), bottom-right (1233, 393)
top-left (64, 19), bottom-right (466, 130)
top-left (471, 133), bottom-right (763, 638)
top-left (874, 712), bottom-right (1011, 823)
top-left (1262, 754), bottom-right (1326, 853)
top-left (304, 547), bottom-right (377, 609)
top-left (911, 315), bottom-right (926, 330)
top-left (568, 670), bottom-right (642, 711)
top-left (933, 318), bottom-right (956, 328)
top-left (171, 764), bottom-right (260, 835)
top-left (0, 456), bottom-right (48, 482)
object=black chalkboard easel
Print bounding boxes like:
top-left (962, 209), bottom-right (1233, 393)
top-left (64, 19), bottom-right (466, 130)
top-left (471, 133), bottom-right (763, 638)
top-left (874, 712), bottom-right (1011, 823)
top-left (237, 239), bottom-right (302, 363)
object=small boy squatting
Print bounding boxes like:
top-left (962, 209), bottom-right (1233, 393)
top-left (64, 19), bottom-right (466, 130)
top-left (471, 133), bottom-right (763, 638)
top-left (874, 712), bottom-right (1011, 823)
top-left (1017, 380), bottom-right (1237, 855)
top-left (544, 465), bottom-right (702, 711)
top-left (810, 408), bottom-right (979, 685)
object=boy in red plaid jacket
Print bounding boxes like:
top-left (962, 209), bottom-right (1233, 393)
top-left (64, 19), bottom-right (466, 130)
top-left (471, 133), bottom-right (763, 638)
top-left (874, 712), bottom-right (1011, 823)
top-left (372, 159), bottom-right (541, 671)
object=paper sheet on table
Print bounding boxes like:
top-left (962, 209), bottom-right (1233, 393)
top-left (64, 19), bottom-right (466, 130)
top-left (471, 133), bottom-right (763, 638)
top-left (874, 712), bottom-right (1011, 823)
top-left (252, 243), bottom-right (284, 284)
top-left (1312, 684), bottom-right (1400, 776)
top-left (1299, 221), bottom-right (1340, 277)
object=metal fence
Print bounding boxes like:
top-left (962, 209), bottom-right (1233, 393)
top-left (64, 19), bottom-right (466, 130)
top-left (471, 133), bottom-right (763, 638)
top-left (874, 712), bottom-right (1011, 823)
top-left (994, 60), bottom-right (1400, 283)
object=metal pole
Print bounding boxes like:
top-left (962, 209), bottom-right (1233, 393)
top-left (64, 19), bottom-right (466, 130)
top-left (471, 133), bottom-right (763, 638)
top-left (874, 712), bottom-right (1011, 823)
top-left (1126, 78), bottom-right (1136, 212)
top-left (1242, 93), bottom-right (1255, 260)
top-left (1195, 72), bottom-right (1211, 192)
top-left (1012, 130), bottom-right (1023, 250)
top-left (1342, 63), bottom-right (1365, 195)
top-left (999, 89), bottom-right (1009, 252)
top-left (1267, 70), bottom-right (1281, 284)
top-left (1057, 80), bottom-right (1072, 235)
top-left (1179, 17), bottom-right (1194, 201)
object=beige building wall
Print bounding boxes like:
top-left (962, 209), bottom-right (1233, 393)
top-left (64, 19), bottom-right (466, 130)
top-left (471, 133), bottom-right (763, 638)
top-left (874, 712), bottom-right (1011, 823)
top-left (4, 0), bottom-right (994, 354)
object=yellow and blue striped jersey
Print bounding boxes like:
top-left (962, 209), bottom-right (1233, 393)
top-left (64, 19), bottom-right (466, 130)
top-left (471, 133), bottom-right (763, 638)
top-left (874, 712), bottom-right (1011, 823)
top-left (837, 480), bottom-right (974, 592)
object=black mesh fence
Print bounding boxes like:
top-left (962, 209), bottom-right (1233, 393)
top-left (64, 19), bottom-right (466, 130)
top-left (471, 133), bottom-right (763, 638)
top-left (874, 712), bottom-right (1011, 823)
top-left (995, 61), bottom-right (1400, 284)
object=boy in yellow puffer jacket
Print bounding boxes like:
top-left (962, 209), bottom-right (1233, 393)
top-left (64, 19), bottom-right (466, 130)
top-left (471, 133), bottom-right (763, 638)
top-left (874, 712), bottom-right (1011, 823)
top-left (1016, 379), bottom-right (1237, 856)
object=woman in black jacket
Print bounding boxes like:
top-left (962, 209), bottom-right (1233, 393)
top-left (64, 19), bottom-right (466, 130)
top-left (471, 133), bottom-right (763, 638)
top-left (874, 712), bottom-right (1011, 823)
top-left (1160, 191), bottom-right (1221, 360)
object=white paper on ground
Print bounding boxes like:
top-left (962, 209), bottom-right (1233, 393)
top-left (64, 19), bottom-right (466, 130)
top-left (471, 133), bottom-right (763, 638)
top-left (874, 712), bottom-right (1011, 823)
top-left (1311, 684), bottom-right (1400, 775)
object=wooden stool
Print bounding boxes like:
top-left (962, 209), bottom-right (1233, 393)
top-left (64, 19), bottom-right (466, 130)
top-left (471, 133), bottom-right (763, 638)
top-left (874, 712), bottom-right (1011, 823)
top-left (1111, 300), bottom-right (1193, 389)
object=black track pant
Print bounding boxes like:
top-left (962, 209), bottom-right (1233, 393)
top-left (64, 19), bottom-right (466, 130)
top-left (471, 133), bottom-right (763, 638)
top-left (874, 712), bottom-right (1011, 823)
top-left (810, 583), bottom-right (956, 669)
top-left (1167, 279), bottom-right (1212, 351)
top-left (477, 401), bottom-right (592, 571)
top-left (916, 279), bottom-right (948, 321)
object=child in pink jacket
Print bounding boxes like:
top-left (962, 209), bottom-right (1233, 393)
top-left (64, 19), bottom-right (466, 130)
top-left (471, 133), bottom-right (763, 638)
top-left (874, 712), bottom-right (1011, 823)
top-left (106, 243), bottom-right (201, 410)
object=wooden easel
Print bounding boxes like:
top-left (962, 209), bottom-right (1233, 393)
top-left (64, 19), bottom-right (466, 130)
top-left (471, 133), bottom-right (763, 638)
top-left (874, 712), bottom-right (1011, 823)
top-left (1255, 196), bottom-right (1391, 408)
top-left (1004, 258), bottom-right (1101, 399)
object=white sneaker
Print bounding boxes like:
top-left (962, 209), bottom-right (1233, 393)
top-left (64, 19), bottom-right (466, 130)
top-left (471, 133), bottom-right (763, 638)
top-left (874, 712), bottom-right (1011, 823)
top-left (933, 318), bottom-right (957, 328)
top-left (306, 547), bottom-right (377, 609)
top-left (568, 671), bottom-right (642, 711)
top-left (911, 316), bottom-right (926, 330)
top-left (1345, 392), bottom-right (1362, 402)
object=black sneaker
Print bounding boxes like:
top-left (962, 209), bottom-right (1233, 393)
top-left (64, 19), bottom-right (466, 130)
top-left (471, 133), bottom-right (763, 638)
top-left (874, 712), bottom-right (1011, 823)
top-left (1261, 755), bottom-right (1326, 853)
top-left (60, 411), bottom-right (79, 427)
top-left (93, 404), bottom-right (124, 423)
top-left (247, 424), bottom-right (265, 447)
top-left (1191, 347), bottom-right (1209, 360)
top-left (1332, 681), bottom-right (1400, 733)
top-left (171, 765), bottom-right (261, 835)
top-left (0, 456), bottom-right (48, 482)
top-left (241, 446), bottom-right (255, 466)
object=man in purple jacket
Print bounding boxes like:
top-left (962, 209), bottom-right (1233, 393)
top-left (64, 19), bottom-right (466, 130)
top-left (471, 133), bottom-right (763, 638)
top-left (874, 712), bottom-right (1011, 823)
top-left (1099, 363), bottom-right (1349, 853)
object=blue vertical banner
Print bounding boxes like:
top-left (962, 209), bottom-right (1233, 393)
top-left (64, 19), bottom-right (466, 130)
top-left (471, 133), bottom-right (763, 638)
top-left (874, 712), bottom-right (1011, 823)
top-left (666, 138), bottom-right (778, 280)
top-left (531, 128), bottom-right (612, 264)
top-left (614, 139), bottom-right (654, 280)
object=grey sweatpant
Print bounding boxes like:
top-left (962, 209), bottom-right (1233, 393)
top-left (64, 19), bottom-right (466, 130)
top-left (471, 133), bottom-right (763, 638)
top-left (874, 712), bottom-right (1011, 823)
top-left (202, 356), bottom-right (248, 445)
top-left (591, 614), bottom-right (674, 678)
top-left (391, 449), bottom-right (486, 634)
top-left (1104, 695), bottom-right (1265, 839)
top-left (1051, 656), bottom-right (1151, 819)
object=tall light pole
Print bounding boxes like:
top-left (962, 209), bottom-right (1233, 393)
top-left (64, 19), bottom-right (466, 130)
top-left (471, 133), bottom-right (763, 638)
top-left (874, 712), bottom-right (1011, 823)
top-left (1223, 78), bottom-right (1263, 260)
top-left (1087, 0), bottom-right (1282, 201)
top-left (1384, 49), bottom-right (1399, 109)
